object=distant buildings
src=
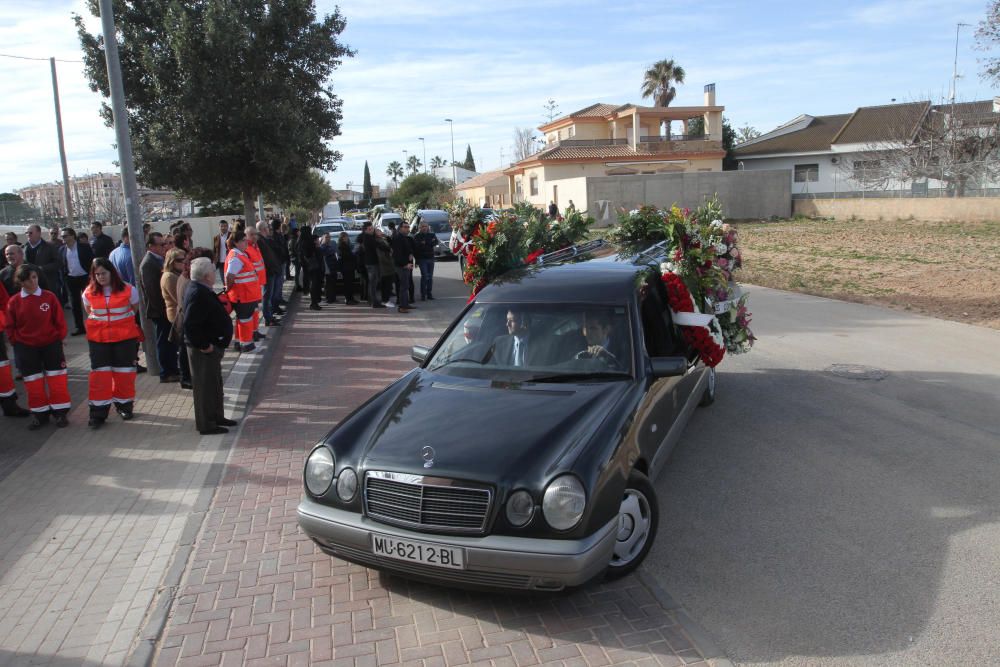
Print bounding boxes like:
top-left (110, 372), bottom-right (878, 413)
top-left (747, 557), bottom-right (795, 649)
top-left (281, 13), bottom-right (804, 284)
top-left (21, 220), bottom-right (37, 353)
top-left (15, 172), bottom-right (180, 226)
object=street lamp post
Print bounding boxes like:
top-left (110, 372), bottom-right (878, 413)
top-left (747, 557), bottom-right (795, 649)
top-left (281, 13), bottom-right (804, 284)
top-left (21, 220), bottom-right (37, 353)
top-left (418, 137), bottom-right (426, 174)
top-left (445, 119), bottom-right (456, 184)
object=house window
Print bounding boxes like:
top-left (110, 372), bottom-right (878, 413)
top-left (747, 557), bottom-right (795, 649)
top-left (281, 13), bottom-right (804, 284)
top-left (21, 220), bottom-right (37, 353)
top-left (529, 176), bottom-right (539, 196)
top-left (515, 179), bottom-right (523, 196)
top-left (794, 164), bottom-right (819, 182)
top-left (852, 160), bottom-right (883, 180)
top-left (568, 126), bottom-right (575, 138)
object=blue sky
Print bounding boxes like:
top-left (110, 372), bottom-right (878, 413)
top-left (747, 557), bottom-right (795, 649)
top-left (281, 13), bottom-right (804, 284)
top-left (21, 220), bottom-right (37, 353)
top-left (1, 0), bottom-right (997, 194)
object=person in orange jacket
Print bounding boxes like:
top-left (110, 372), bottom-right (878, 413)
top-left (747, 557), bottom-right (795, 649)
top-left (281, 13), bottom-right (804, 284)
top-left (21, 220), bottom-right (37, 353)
top-left (245, 226), bottom-right (266, 342)
top-left (82, 258), bottom-right (143, 429)
top-left (4, 263), bottom-right (70, 429)
top-left (225, 231), bottom-right (260, 353)
top-left (0, 285), bottom-right (30, 417)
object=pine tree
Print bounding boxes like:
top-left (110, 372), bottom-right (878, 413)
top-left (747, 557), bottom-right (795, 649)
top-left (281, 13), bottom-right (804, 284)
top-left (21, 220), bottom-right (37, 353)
top-left (363, 161), bottom-right (372, 201)
top-left (463, 145), bottom-right (476, 172)
top-left (74, 0), bottom-right (354, 222)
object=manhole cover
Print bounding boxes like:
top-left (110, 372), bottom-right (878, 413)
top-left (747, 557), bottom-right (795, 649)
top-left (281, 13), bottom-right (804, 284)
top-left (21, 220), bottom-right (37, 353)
top-left (825, 364), bottom-right (887, 380)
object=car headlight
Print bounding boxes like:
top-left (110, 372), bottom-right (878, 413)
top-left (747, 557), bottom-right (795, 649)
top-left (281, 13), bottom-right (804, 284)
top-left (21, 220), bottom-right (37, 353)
top-left (542, 475), bottom-right (586, 531)
top-left (505, 490), bottom-right (535, 527)
top-left (336, 467), bottom-right (358, 501)
top-left (305, 447), bottom-right (335, 496)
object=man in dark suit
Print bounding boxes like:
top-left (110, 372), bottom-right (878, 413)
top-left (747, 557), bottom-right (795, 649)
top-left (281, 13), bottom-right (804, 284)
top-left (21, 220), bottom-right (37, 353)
top-left (139, 232), bottom-right (179, 382)
top-left (59, 228), bottom-right (95, 336)
top-left (22, 224), bottom-right (61, 302)
top-left (576, 309), bottom-right (627, 369)
top-left (212, 219), bottom-right (230, 278)
top-left (183, 258), bottom-right (237, 435)
top-left (491, 309), bottom-right (546, 367)
top-left (1, 245), bottom-right (49, 296)
top-left (89, 221), bottom-right (115, 259)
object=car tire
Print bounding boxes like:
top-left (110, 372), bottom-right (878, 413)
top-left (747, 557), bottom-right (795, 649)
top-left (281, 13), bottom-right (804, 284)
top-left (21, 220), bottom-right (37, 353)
top-left (698, 366), bottom-right (716, 407)
top-left (605, 470), bottom-right (658, 579)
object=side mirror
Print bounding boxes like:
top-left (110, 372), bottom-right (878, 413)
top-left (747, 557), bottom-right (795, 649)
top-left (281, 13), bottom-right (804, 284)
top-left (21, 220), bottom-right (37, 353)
top-left (650, 356), bottom-right (687, 379)
top-left (411, 345), bottom-right (430, 365)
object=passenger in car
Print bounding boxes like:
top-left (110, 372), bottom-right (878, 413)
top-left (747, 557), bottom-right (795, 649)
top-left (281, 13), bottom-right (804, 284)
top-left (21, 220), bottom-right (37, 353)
top-left (490, 309), bottom-right (541, 367)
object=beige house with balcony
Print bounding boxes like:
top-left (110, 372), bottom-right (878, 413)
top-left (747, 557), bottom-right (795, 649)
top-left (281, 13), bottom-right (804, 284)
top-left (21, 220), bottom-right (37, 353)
top-left (504, 84), bottom-right (725, 212)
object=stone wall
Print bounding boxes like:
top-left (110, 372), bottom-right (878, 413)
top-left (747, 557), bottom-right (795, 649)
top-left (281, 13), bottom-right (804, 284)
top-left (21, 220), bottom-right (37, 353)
top-left (793, 197), bottom-right (1000, 222)
top-left (586, 169), bottom-right (791, 223)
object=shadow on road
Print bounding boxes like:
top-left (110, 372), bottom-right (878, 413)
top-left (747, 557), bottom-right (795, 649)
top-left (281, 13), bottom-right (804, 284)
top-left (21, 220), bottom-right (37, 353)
top-left (646, 365), bottom-right (1000, 664)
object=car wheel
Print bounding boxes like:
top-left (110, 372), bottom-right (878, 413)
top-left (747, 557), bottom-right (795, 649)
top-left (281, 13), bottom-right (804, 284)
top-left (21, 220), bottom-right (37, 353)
top-left (606, 470), bottom-right (658, 579)
top-left (699, 366), bottom-right (716, 407)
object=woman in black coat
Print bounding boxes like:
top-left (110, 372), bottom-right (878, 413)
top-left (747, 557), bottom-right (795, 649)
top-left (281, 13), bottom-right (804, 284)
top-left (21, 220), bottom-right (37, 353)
top-left (336, 232), bottom-right (359, 304)
top-left (299, 226), bottom-right (323, 310)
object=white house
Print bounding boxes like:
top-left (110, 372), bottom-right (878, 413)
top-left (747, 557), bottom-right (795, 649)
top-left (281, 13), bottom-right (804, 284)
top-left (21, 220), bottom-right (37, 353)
top-left (733, 99), bottom-right (1000, 196)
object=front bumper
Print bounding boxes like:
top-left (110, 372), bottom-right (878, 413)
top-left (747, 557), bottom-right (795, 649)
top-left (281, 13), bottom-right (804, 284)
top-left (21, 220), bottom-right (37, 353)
top-left (297, 497), bottom-right (617, 591)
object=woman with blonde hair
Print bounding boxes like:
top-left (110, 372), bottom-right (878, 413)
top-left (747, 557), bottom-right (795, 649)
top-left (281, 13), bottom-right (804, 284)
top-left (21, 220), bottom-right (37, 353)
top-left (161, 248), bottom-right (190, 388)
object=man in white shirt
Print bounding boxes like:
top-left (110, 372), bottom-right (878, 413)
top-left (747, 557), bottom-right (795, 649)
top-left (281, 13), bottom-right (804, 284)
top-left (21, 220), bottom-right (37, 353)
top-left (60, 228), bottom-right (96, 336)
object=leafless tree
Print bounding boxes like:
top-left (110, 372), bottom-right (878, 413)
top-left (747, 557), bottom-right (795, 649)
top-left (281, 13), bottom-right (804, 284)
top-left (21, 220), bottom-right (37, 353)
top-left (99, 187), bottom-right (127, 224)
top-left (838, 100), bottom-right (1000, 196)
top-left (513, 127), bottom-right (539, 162)
top-left (72, 182), bottom-right (99, 226)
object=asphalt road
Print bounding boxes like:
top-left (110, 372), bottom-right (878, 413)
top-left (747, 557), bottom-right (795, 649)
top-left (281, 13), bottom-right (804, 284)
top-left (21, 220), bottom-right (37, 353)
top-left (643, 287), bottom-right (1000, 666)
top-left (386, 261), bottom-right (1000, 664)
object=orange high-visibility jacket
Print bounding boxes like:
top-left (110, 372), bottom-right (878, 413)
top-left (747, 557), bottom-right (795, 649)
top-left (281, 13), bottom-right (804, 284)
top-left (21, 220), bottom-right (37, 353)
top-left (225, 248), bottom-right (259, 303)
top-left (84, 284), bottom-right (141, 343)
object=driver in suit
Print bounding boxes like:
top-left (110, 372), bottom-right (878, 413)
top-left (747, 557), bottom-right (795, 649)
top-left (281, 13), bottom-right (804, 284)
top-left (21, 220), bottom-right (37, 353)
top-left (568, 309), bottom-right (626, 369)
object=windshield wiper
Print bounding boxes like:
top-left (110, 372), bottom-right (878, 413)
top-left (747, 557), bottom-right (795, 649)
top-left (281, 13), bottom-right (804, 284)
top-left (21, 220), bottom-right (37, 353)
top-left (525, 372), bottom-right (631, 383)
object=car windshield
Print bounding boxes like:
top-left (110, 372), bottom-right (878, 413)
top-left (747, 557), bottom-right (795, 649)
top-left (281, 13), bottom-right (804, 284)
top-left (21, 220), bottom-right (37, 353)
top-left (426, 302), bottom-right (632, 381)
top-left (428, 221), bottom-right (450, 233)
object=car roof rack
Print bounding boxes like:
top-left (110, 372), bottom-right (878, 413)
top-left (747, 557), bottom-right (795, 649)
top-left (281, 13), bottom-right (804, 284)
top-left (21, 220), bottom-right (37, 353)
top-left (534, 238), bottom-right (608, 265)
top-left (631, 240), bottom-right (671, 265)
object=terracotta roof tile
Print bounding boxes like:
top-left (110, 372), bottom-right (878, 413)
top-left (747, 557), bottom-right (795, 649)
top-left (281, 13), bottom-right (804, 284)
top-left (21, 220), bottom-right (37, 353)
top-left (454, 169), bottom-right (507, 190)
top-left (530, 142), bottom-right (721, 161)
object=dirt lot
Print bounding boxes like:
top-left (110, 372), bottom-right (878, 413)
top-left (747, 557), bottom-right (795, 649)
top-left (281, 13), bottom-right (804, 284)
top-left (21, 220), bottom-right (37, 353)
top-left (733, 217), bottom-right (1000, 330)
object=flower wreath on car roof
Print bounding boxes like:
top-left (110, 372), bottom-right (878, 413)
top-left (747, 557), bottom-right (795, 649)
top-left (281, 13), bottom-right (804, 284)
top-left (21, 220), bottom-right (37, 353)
top-left (446, 200), bottom-right (594, 300)
top-left (609, 196), bottom-right (755, 367)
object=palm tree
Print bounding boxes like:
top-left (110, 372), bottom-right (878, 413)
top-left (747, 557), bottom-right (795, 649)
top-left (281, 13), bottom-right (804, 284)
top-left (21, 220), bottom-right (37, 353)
top-left (386, 161), bottom-right (403, 185)
top-left (406, 155), bottom-right (422, 175)
top-left (640, 59), bottom-right (686, 107)
top-left (430, 155), bottom-right (445, 170)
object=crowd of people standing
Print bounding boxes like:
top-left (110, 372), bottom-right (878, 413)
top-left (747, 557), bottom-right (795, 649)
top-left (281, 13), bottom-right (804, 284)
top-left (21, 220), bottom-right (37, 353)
top-left (0, 216), bottom-right (300, 434)
top-left (1, 211), bottom-right (442, 434)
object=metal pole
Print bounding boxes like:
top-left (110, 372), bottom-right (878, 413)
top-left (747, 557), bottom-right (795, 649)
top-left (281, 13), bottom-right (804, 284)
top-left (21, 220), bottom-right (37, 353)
top-left (418, 138), bottom-right (426, 173)
top-left (445, 119), bottom-right (455, 184)
top-left (257, 193), bottom-right (265, 223)
top-left (50, 58), bottom-right (73, 228)
top-left (98, 0), bottom-right (159, 375)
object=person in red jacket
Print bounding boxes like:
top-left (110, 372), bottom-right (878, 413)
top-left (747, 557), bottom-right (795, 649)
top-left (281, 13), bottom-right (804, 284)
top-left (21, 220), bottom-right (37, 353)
top-left (5, 263), bottom-right (70, 429)
top-left (0, 286), bottom-right (30, 417)
top-left (82, 258), bottom-right (142, 429)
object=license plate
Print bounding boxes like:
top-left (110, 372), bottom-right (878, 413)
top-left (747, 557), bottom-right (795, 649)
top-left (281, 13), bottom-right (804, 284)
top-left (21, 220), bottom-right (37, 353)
top-left (371, 534), bottom-right (465, 569)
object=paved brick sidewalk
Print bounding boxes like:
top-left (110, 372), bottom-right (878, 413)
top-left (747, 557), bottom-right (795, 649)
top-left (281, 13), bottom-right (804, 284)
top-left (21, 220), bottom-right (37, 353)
top-left (154, 293), bottom-right (721, 667)
top-left (0, 290), bottom-right (286, 666)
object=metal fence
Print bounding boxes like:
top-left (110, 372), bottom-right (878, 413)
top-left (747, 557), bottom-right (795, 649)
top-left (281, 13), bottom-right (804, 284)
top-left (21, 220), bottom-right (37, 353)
top-left (795, 159), bottom-right (1000, 199)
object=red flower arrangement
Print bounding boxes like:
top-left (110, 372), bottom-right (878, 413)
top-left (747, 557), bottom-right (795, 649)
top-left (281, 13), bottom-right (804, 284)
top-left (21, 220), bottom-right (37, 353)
top-left (661, 272), bottom-right (726, 367)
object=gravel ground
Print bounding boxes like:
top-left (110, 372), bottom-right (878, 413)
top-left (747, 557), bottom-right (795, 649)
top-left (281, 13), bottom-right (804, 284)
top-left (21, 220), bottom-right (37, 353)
top-left (734, 217), bottom-right (1000, 330)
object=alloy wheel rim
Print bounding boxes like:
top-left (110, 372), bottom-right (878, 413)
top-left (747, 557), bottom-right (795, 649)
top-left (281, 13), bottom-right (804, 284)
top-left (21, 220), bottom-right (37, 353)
top-left (611, 489), bottom-right (651, 567)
